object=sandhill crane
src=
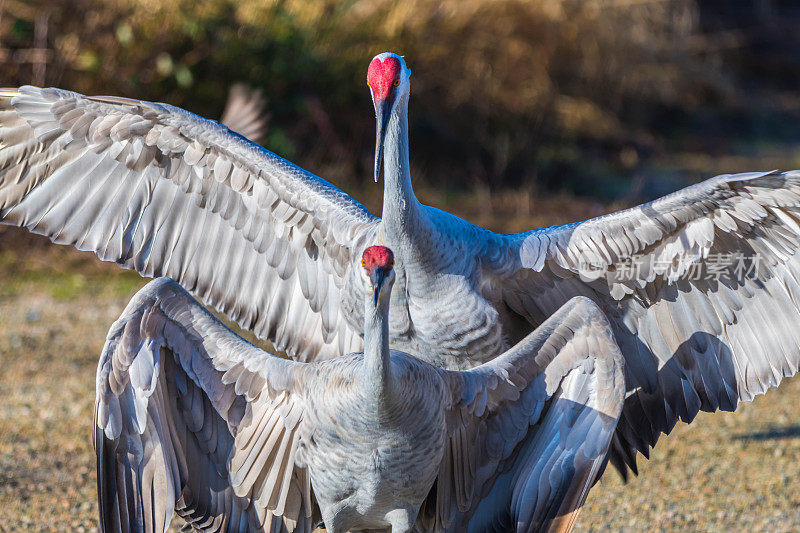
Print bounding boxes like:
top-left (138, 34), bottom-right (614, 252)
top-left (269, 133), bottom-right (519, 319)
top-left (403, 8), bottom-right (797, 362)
top-left (95, 247), bottom-right (625, 532)
top-left (4, 51), bottom-right (800, 479)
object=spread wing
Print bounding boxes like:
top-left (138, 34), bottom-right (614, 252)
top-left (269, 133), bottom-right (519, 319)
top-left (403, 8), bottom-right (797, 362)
top-left (0, 86), bottom-right (379, 362)
top-left (420, 296), bottom-right (625, 532)
top-left (489, 170), bottom-right (800, 477)
top-left (220, 84), bottom-right (268, 145)
top-left (94, 277), bottom-right (318, 532)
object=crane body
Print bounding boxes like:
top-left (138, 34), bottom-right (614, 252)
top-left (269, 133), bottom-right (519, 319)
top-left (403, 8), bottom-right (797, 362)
top-left (94, 246), bottom-right (626, 532)
top-left (3, 52), bottom-right (800, 527)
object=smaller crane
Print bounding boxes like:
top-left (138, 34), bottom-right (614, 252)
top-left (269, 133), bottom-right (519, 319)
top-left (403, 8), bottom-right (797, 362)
top-left (95, 247), bottom-right (625, 532)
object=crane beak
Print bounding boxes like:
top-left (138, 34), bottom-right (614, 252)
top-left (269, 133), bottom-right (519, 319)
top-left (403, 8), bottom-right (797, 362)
top-left (370, 268), bottom-right (386, 306)
top-left (372, 94), bottom-right (393, 182)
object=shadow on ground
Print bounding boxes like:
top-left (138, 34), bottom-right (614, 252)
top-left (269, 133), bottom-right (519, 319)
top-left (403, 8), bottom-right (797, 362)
top-left (734, 425), bottom-right (800, 442)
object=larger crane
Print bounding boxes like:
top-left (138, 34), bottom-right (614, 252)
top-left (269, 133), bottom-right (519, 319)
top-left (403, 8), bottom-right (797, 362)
top-left (95, 247), bottom-right (624, 532)
top-left (2, 52), bottom-right (800, 479)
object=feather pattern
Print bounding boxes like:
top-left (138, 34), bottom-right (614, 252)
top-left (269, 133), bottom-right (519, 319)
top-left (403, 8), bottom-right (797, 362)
top-left (11, 58), bottom-right (800, 502)
top-left (493, 170), bottom-right (800, 477)
top-left (0, 86), bottom-right (378, 364)
top-left (219, 84), bottom-right (268, 146)
top-left (96, 276), bottom-right (626, 533)
top-left (94, 277), bottom-right (316, 532)
top-left (421, 296), bottom-right (626, 532)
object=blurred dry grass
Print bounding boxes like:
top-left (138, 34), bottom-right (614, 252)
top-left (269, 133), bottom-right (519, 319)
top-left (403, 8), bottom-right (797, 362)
top-left (6, 0), bottom-right (800, 196)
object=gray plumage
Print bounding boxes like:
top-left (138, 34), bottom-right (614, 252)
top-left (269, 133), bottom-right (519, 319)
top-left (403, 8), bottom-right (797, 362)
top-left (95, 260), bottom-right (625, 532)
top-left (0, 84), bottom-right (376, 364)
top-left (2, 49), bottom-right (800, 501)
top-left (363, 53), bottom-right (800, 482)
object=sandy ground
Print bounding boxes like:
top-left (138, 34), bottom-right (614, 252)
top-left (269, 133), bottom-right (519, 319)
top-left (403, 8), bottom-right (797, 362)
top-left (2, 231), bottom-right (800, 531)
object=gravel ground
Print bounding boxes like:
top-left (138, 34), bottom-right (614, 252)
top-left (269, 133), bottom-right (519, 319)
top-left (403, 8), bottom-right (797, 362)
top-left (3, 244), bottom-right (800, 531)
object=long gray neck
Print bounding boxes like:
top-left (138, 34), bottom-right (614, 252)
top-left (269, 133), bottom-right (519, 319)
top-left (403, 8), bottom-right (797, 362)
top-left (381, 96), bottom-right (428, 242)
top-left (362, 289), bottom-right (392, 402)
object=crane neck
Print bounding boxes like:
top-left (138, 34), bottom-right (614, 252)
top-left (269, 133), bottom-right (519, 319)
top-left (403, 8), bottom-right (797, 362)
top-left (381, 97), bottom-right (426, 237)
top-left (362, 286), bottom-right (393, 403)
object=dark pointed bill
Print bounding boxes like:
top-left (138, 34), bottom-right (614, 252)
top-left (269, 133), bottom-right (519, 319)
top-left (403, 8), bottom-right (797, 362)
top-left (370, 268), bottom-right (386, 306)
top-left (372, 93), bottom-right (394, 182)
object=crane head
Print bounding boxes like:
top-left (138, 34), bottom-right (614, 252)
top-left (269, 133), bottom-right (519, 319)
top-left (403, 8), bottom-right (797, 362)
top-left (368, 52), bottom-right (410, 182)
top-left (361, 245), bottom-right (395, 306)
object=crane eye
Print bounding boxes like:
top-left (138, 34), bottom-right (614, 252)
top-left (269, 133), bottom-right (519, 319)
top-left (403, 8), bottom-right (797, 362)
top-left (393, 79), bottom-right (400, 87)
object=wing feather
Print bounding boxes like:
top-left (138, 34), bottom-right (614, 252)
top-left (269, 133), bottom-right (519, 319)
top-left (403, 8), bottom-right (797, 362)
top-left (424, 296), bottom-right (626, 532)
top-left (0, 86), bottom-right (379, 363)
top-left (220, 84), bottom-right (268, 145)
top-left (94, 277), bottom-right (319, 532)
top-left (493, 170), bottom-right (800, 477)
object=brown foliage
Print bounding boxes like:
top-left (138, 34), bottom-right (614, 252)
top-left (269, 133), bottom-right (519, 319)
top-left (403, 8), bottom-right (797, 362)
top-left (1, 1), bottom-right (791, 195)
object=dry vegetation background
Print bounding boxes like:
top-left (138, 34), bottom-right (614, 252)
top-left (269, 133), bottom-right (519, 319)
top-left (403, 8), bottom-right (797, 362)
top-left (4, 0), bottom-right (800, 530)
top-left (7, 0), bottom-right (800, 196)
